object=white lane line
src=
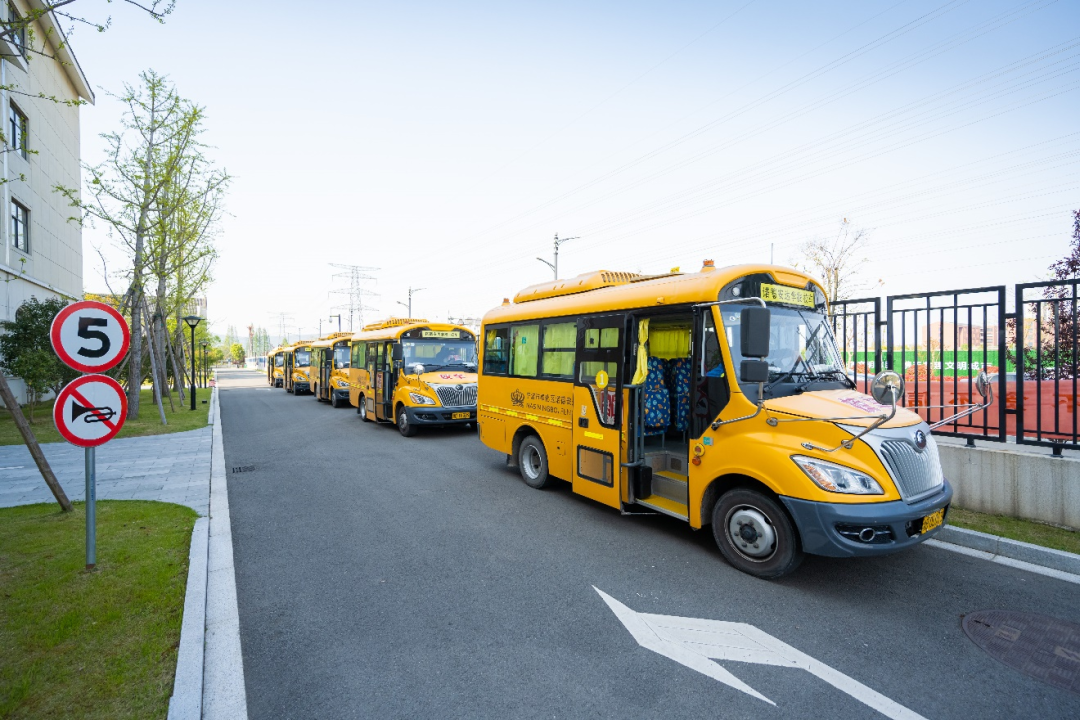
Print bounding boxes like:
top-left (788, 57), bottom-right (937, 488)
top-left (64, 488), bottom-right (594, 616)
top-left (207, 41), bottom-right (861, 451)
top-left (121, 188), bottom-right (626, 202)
top-left (924, 538), bottom-right (1080, 585)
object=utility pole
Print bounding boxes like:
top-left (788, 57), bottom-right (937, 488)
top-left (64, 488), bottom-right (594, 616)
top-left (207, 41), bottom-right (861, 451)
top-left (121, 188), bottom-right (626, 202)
top-left (536, 232), bottom-right (579, 279)
top-left (330, 264), bottom-right (379, 332)
top-left (396, 287), bottom-right (424, 318)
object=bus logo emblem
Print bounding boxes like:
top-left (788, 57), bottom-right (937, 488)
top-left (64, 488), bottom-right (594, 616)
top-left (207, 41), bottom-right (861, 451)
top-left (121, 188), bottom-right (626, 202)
top-left (511, 389), bottom-right (525, 407)
top-left (914, 430), bottom-right (927, 449)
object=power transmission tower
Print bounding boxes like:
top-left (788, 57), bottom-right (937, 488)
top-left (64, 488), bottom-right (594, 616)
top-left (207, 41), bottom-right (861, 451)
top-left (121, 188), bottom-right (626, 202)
top-left (329, 264), bottom-right (379, 331)
top-left (269, 312), bottom-right (294, 345)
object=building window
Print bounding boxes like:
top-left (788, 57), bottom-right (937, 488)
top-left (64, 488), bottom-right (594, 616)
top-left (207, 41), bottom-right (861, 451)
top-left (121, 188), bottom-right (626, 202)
top-left (11, 199), bottom-right (28, 253)
top-left (8, 102), bottom-right (26, 158)
top-left (6, 3), bottom-right (24, 54)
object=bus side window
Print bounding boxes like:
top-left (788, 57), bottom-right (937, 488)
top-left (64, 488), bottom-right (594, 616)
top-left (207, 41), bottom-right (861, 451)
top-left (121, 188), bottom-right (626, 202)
top-left (484, 326), bottom-right (509, 375)
top-left (692, 310), bottom-right (730, 438)
top-left (511, 324), bottom-right (539, 377)
top-left (541, 321), bottom-right (575, 379)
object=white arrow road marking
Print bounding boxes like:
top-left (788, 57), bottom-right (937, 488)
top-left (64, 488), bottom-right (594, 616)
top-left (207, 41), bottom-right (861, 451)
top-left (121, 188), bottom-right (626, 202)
top-left (595, 588), bottom-right (927, 720)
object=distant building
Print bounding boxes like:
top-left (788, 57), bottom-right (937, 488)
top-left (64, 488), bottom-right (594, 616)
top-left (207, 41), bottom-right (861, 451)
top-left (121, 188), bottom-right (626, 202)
top-left (1, 2), bottom-right (93, 405)
top-left (925, 322), bottom-right (999, 350)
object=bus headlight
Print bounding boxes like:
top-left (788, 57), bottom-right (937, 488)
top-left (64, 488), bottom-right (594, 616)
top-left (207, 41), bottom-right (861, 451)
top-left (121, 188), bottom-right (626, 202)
top-left (792, 456), bottom-right (884, 495)
top-left (335, 379), bottom-right (349, 388)
top-left (409, 392), bottom-right (436, 405)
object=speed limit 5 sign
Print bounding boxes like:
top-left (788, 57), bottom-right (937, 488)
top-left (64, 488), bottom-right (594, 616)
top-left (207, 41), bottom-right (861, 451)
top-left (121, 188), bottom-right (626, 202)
top-left (50, 301), bottom-right (130, 373)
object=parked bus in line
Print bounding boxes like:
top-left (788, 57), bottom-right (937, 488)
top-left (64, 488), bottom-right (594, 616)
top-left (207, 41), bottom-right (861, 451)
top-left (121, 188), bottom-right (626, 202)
top-left (285, 340), bottom-right (313, 394)
top-left (477, 261), bottom-right (989, 578)
top-left (310, 332), bottom-right (352, 407)
top-left (267, 347), bottom-right (287, 387)
top-left (348, 318), bottom-right (478, 437)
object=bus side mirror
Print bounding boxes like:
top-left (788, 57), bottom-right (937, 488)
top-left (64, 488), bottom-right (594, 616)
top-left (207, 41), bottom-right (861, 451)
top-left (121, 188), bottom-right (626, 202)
top-left (391, 344), bottom-right (403, 362)
top-left (741, 307), bottom-right (770, 358)
top-left (740, 359), bottom-right (770, 384)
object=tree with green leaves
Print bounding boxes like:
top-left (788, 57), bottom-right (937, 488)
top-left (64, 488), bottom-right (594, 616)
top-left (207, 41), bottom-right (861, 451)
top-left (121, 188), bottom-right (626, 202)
top-left (229, 342), bottom-right (245, 366)
top-left (57, 70), bottom-right (227, 419)
top-left (0, 297), bottom-right (79, 422)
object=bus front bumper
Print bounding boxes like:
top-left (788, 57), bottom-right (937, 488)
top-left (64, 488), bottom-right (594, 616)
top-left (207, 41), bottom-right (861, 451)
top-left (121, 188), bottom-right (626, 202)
top-left (403, 406), bottom-right (476, 426)
top-left (294, 381), bottom-right (310, 393)
top-left (780, 480), bottom-right (953, 558)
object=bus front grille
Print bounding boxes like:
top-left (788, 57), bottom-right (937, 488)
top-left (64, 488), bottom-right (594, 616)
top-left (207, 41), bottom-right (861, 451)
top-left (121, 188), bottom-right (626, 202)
top-left (879, 438), bottom-right (944, 502)
top-left (434, 384), bottom-right (477, 407)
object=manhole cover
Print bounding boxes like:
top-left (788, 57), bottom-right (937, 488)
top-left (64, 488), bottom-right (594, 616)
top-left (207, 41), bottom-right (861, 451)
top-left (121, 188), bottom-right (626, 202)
top-left (963, 610), bottom-right (1080, 695)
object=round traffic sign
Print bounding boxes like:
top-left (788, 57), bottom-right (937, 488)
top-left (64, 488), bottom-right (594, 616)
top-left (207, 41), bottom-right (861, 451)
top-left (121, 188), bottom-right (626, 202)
top-left (53, 374), bottom-right (128, 447)
top-left (50, 301), bottom-right (130, 373)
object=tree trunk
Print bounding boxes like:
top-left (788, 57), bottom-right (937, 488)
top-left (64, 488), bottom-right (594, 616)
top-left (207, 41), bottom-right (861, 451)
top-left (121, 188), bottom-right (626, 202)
top-left (0, 372), bottom-right (72, 512)
top-left (140, 301), bottom-right (169, 425)
top-left (127, 285), bottom-right (143, 418)
top-left (165, 323), bottom-right (186, 404)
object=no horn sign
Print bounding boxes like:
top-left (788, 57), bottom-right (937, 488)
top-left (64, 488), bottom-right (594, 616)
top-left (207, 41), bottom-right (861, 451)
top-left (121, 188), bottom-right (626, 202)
top-left (53, 374), bottom-right (128, 447)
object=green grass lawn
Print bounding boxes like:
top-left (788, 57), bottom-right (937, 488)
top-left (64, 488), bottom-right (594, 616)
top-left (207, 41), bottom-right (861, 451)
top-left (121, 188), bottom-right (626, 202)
top-left (0, 501), bottom-right (198, 719)
top-left (948, 506), bottom-right (1080, 555)
top-left (0, 387), bottom-right (210, 446)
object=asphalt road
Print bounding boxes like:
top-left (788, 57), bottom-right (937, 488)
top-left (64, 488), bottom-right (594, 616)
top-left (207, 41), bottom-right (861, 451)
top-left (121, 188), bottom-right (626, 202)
top-left (218, 370), bottom-right (1080, 719)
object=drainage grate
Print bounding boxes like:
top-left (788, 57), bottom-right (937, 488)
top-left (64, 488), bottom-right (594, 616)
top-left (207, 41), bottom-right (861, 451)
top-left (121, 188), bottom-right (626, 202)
top-left (231, 465), bottom-right (256, 474)
top-left (962, 610), bottom-right (1080, 695)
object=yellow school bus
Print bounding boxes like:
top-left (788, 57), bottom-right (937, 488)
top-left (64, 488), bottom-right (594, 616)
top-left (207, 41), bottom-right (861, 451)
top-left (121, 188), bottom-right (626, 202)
top-left (348, 318), bottom-right (478, 436)
top-left (285, 340), bottom-right (313, 394)
top-left (478, 262), bottom-right (975, 579)
top-left (310, 333), bottom-right (353, 407)
top-left (267, 347), bottom-right (287, 387)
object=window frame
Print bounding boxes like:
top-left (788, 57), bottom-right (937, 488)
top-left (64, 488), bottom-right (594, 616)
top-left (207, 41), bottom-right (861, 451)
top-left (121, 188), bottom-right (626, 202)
top-left (10, 198), bottom-right (28, 253)
top-left (8, 101), bottom-right (26, 159)
top-left (6, 3), bottom-right (25, 55)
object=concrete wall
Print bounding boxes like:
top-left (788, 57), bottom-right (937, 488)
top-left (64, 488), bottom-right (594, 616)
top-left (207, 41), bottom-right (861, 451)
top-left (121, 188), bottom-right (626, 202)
top-left (940, 443), bottom-right (1080, 530)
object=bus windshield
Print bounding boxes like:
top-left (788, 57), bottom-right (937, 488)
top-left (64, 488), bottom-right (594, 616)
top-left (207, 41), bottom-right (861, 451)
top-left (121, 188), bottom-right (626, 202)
top-left (294, 349), bottom-right (311, 367)
top-left (402, 340), bottom-right (477, 372)
top-left (334, 344), bottom-right (350, 369)
top-left (275, 354), bottom-right (284, 367)
top-left (722, 305), bottom-right (851, 399)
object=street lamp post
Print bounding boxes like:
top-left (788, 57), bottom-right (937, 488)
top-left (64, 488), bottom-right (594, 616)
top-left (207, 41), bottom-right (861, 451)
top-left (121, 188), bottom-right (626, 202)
top-left (536, 232), bottom-right (579, 279)
top-left (183, 316), bottom-right (202, 410)
top-left (396, 287), bottom-right (424, 318)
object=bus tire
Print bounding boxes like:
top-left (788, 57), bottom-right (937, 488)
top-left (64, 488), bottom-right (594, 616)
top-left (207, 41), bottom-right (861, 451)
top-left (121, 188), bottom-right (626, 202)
top-left (331, 392), bottom-right (342, 408)
top-left (397, 405), bottom-right (418, 437)
top-left (712, 488), bottom-right (803, 579)
top-left (518, 435), bottom-right (553, 489)
top-left (359, 395), bottom-right (371, 421)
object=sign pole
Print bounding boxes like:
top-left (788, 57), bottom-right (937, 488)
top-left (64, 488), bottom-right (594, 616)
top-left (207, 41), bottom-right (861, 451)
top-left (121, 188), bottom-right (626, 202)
top-left (85, 446), bottom-right (96, 570)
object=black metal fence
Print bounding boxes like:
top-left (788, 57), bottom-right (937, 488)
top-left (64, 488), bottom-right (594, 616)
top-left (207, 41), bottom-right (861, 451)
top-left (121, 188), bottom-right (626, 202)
top-left (1015, 280), bottom-right (1080, 452)
top-left (829, 280), bottom-right (1079, 452)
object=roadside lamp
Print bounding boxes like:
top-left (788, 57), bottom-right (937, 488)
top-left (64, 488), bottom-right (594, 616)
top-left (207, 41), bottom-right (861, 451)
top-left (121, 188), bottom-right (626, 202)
top-left (183, 315), bottom-right (202, 410)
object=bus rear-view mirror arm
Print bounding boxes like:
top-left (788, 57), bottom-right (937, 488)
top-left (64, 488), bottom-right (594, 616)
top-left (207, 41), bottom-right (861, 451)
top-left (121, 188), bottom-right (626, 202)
top-left (928, 370), bottom-right (994, 430)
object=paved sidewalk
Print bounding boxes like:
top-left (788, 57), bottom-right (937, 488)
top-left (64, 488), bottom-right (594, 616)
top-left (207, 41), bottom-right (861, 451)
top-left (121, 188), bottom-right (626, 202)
top-left (0, 427), bottom-right (211, 514)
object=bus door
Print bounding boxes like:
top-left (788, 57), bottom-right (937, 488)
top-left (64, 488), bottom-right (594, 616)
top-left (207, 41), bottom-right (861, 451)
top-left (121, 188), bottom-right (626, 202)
top-left (571, 314), bottom-right (626, 510)
top-left (320, 348), bottom-right (332, 400)
top-left (375, 341), bottom-right (395, 421)
top-left (285, 353), bottom-right (295, 391)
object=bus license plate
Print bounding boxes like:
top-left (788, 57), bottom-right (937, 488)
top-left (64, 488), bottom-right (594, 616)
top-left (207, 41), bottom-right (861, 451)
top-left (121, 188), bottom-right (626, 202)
top-left (921, 508), bottom-right (945, 534)
top-left (452, 412), bottom-right (471, 420)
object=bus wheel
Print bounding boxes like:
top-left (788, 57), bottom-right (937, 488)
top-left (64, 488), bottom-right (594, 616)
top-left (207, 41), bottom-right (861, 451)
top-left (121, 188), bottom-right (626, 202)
top-left (712, 489), bottom-right (803, 579)
top-left (397, 406), bottom-right (418, 437)
top-left (359, 396), bottom-right (371, 422)
top-left (518, 435), bottom-right (553, 489)
top-left (331, 392), bottom-right (343, 408)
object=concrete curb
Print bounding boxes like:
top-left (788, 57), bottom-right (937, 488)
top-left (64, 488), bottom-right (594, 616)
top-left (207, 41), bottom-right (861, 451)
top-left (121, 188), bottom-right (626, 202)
top-left (167, 516), bottom-right (209, 720)
top-left (202, 374), bottom-right (249, 719)
top-left (934, 525), bottom-right (1080, 577)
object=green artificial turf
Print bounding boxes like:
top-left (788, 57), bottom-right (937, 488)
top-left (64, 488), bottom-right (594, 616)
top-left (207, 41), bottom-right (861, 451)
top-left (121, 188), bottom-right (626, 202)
top-left (0, 501), bottom-right (198, 719)
top-left (949, 506), bottom-right (1080, 555)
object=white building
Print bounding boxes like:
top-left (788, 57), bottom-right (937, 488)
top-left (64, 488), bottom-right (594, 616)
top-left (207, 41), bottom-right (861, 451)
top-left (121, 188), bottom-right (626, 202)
top-left (1, 1), bottom-right (92, 405)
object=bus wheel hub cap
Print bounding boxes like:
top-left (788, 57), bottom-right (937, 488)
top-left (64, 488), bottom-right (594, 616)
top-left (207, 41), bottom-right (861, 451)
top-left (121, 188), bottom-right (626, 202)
top-left (729, 508), bottom-right (775, 558)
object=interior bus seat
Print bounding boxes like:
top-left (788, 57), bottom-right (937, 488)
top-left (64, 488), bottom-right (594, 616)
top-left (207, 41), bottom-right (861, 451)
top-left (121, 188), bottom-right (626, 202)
top-left (666, 357), bottom-right (691, 432)
top-left (643, 356), bottom-right (670, 435)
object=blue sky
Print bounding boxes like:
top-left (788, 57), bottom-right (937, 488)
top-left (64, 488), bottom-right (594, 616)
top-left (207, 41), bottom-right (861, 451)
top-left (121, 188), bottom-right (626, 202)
top-left (71, 0), bottom-right (1079, 340)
